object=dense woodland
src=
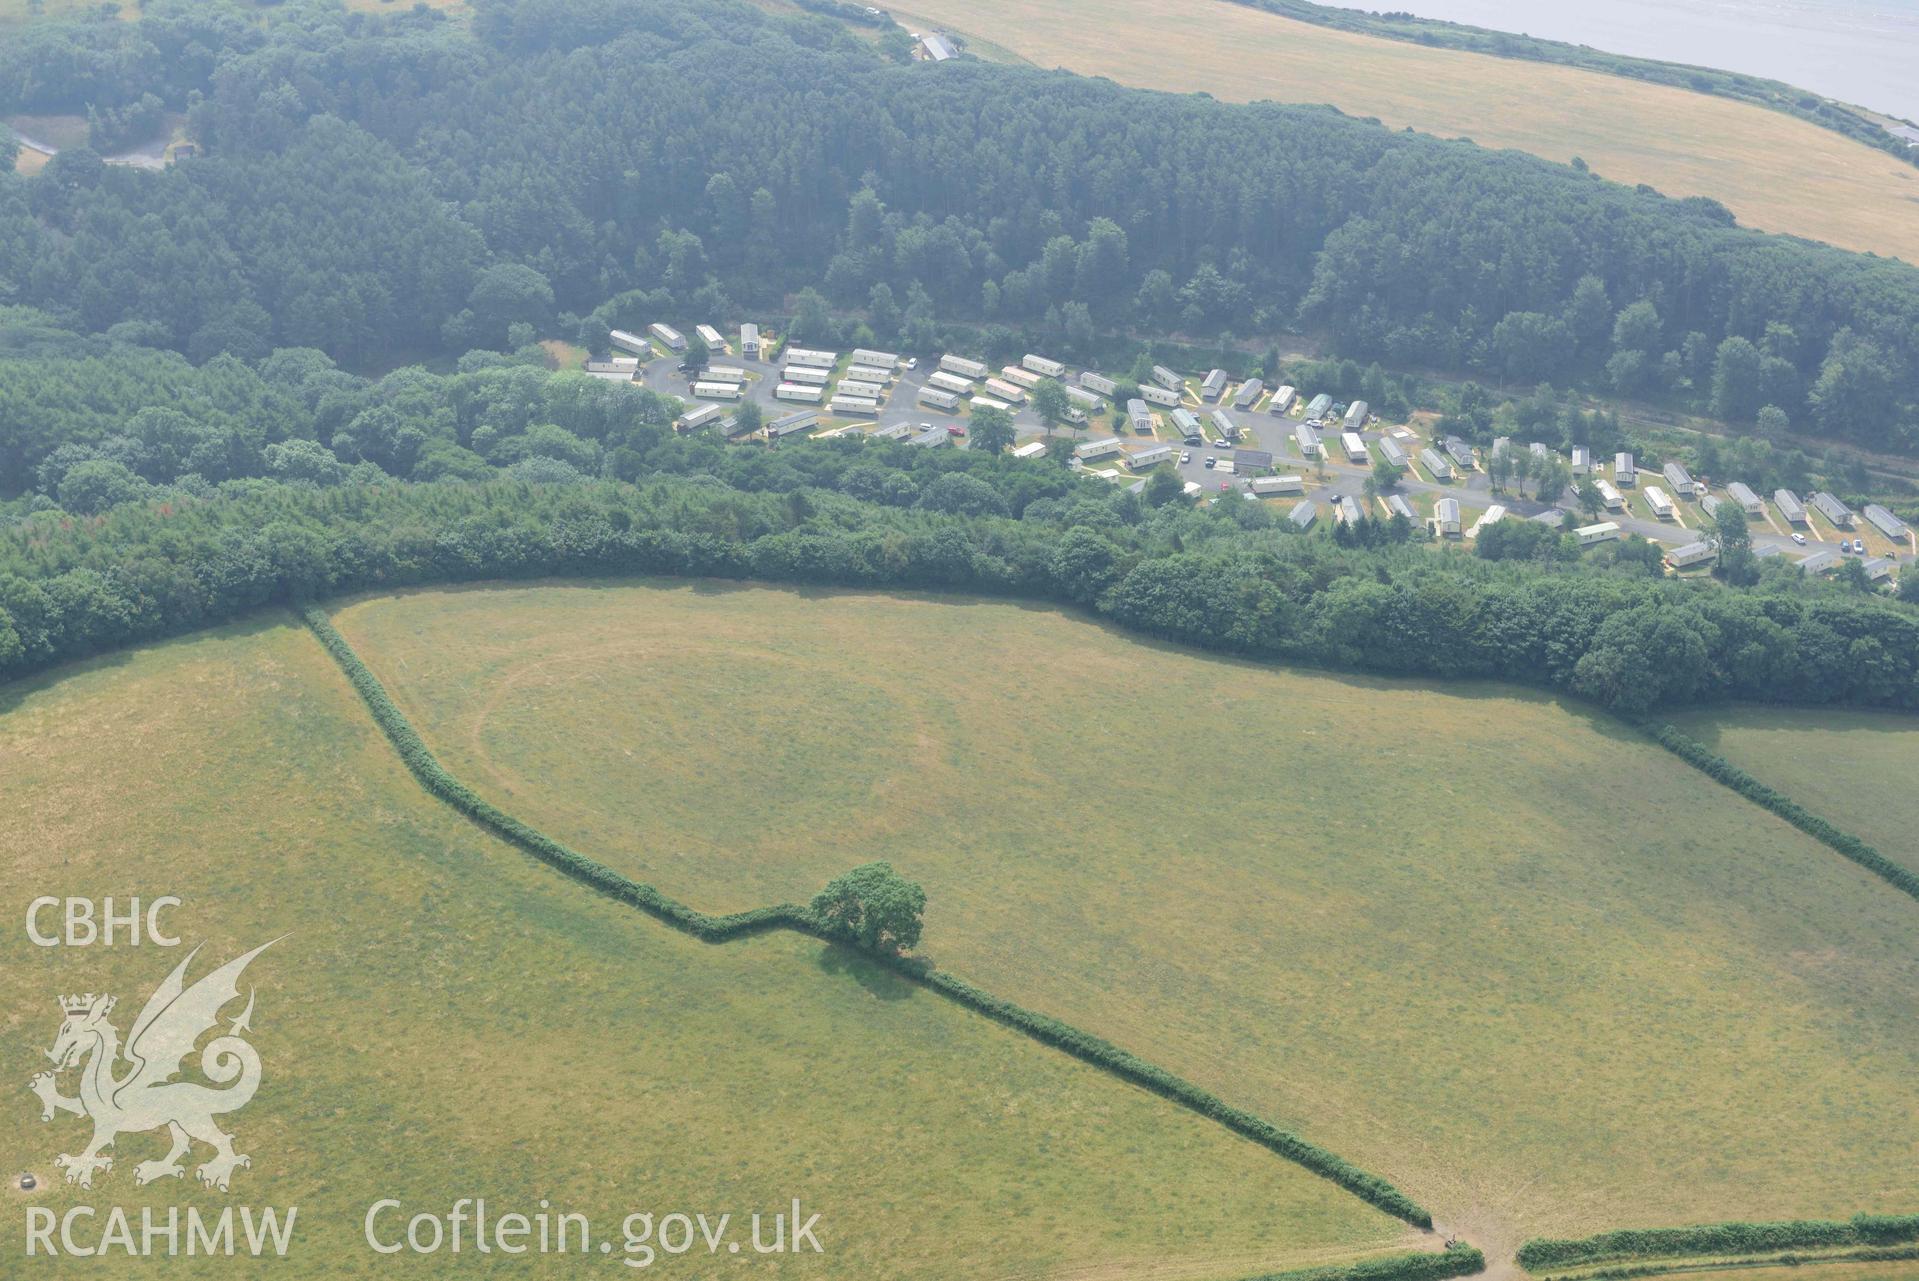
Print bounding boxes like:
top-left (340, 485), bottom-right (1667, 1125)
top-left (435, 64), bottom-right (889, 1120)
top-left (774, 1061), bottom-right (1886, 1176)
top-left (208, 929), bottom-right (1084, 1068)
top-left (1, 0), bottom-right (1916, 451)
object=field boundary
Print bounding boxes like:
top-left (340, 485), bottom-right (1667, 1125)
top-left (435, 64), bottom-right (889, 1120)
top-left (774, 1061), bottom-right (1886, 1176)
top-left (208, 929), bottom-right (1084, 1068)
top-left (1638, 721), bottom-right (1919, 902)
top-left (299, 604), bottom-right (1455, 1236)
top-left (1518, 1215), bottom-right (1919, 1280)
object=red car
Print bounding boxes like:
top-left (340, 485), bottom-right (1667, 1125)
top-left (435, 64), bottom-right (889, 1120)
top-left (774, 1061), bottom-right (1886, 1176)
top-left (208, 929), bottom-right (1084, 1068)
top-left (1219, 481), bottom-right (1230, 491)
top-left (947, 425), bottom-right (966, 437)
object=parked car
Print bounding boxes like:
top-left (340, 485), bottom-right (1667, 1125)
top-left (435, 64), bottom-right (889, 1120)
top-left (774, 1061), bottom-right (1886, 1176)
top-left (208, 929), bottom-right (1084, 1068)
top-left (905, 357), bottom-right (918, 369)
top-left (1791, 532), bottom-right (1807, 546)
top-left (1203, 455), bottom-right (1216, 469)
top-left (1853, 538), bottom-right (1866, 553)
top-left (1218, 481), bottom-right (1230, 491)
top-left (1179, 450), bottom-right (1192, 464)
top-left (946, 425), bottom-right (966, 437)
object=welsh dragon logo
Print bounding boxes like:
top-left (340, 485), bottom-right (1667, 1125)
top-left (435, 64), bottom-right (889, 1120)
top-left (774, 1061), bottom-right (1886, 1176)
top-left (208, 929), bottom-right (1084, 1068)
top-left (28, 940), bottom-right (279, 1192)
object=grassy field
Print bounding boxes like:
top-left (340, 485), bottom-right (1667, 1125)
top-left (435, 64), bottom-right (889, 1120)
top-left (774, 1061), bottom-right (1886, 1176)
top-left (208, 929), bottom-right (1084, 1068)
top-left (333, 581), bottom-right (1919, 1257)
top-left (890, 0), bottom-right (1919, 266)
top-left (1667, 706), bottom-right (1919, 876)
top-left (0, 618), bottom-right (1416, 1277)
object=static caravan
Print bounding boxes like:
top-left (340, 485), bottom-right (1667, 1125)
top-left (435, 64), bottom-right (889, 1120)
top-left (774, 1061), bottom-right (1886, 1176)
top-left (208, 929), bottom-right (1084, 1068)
top-left (1644, 486), bottom-right (1675, 518)
top-left (837, 380), bottom-right (885, 400)
top-left (1200, 369), bottom-right (1228, 401)
top-left (1571, 447), bottom-right (1591, 475)
top-left (767, 411), bottom-right (817, 438)
top-left (1140, 383), bottom-right (1182, 408)
top-left (678, 403), bottom-right (724, 431)
top-left (1337, 495), bottom-right (1362, 525)
top-left (999, 365), bottom-right (1042, 389)
top-left (1420, 447), bottom-right (1454, 480)
top-left (784, 346), bottom-right (837, 369)
top-left (1129, 444), bottom-right (1176, 470)
top-left (1615, 452), bottom-right (1636, 487)
top-left (849, 348), bottom-right (899, 370)
top-left (1378, 438), bottom-right (1408, 468)
top-left (1532, 509), bottom-right (1567, 528)
top-left (1595, 478), bottom-right (1624, 509)
top-left (583, 359), bottom-right (638, 382)
top-left (1127, 399), bottom-right (1153, 433)
top-left (917, 387), bottom-right (960, 411)
top-left (1075, 436), bottom-right (1124, 461)
top-left (1078, 371), bottom-right (1118, 396)
top-left (1304, 393), bottom-right (1333, 421)
top-left (702, 365), bottom-right (747, 383)
top-left (1343, 400), bottom-right (1369, 431)
top-left (1250, 475), bottom-right (1305, 497)
top-left (829, 396), bottom-right (879, 417)
top-left (692, 382), bottom-right (742, 400)
top-left (649, 323), bottom-right (686, 351)
top-left (873, 422), bottom-right (914, 441)
top-left (909, 427), bottom-right (949, 448)
top-left (1434, 498), bottom-right (1462, 536)
top-left (1171, 408), bottom-right (1203, 442)
top-left (982, 377), bottom-right (1028, 403)
top-left (739, 323), bottom-right (760, 358)
top-left (1210, 409), bottom-right (1238, 441)
top-left (939, 354), bottom-right (988, 380)
top-left (1065, 385), bottom-right (1102, 410)
top-left (781, 365), bottom-right (831, 386)
top-left (609, 329), bottom-right (651, 356)
top-left (1662, 462), bottom-right (1696, 497)
top-left (1529, 441), bottom-right (1550, 460)
top-left (1492, 436), bottom-right (1512, 457)
top-left (1151, 365), bottom-right (1184, 392)
top-left (1576, 521), bottom-right (1621, 546)
top-left (1798, 549), bottom-right (1839, 574)
top-left (1289, 500), bottom-right (1317, 530)
top-left (846, 365), bottom-right (895, 386)
top-left (1863, 556), bottom-right (1894, 581)
top-left (1011, 441), bottom-right (1048, 459)
top-left (1295, 424), bottom-right (1322, 457)
top-left (1233, 378), bottom-right (1264, 411)
top-left (1667, 541), bottom-right (1716, 568)
top-left (1864, 504), bottom-right (1909, 541)
top-left (1810, 491), bottom-right (1854, 527)
top-left (1022, 354), bottom-right (1066, 378)
top-left (1774, 490), bottom-right (1808, 524)
top-left (1441, 437), bottom-right (1474, 470)
top-left (695, 324), bottom-right (724, 348)
top-left (1726, 481), bottom-right (1764, 515)
top-left (1699, 494), bottom-right (1724, 519)
top-left (926, 371), bottom-right (973, 395)
top-left (1269, 385), bottom-right (1297, 415)
top-left (1385, 494), bottom-right (1415, 521)
top-left (970, 395), bottom-right (1012, 413)
top-left (774, 382), bottom-right (824, 404)
top-left (1341, 432), bottom-right (1368, 463)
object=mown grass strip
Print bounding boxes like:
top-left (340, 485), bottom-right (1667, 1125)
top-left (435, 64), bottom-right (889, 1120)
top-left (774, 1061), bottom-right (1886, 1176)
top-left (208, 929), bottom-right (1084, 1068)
top-left (300, 603), bottom-right (1443, 1232)
top-left (1639, 721), bottom-right (1919, 903)
top-left (1519, 1214), bottom-right (1919, 1274)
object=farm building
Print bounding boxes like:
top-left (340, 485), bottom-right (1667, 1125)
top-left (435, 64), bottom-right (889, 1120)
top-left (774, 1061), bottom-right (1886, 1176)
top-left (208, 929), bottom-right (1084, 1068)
top-left (849, 348), bottom-right (899, 370)
top-left (740, 323), bottom-right (760, 358)
top-left (1295, 424), bottom-right (1322, 457)
top-left (1337, 495), bottom-right (1362, 525)
top-left (1233, 378), bottom-right (1264, 410)
top-left (1419, 447), bottom-right (1454, 480)
top-left (1798, 549), bottom-right (1840, 574)
top-left (1434, 498), bottom-right (1462, 536)
top-left (1140, 384), bottom-right (1181, 407)
top-left (1774, 490), bottom-right (1808, 524)
top-left (1151, 365), bottom-right (1184, 391)
top-left (781, 366), bottom-right (831, 386)
top-left (1075, 437), bottom-right (1124, 461)
top-left (1065, 385), bottom-right (1102, 409)
top-left (1250, 475), bottom-right (1305, 496)
top-left (1810, 491), bottom-right (1854, 526)
top-left (1269, 385), bottom-right (1297, 415)
top-left (1615, 452), bottom-right (1636, 486)
top-left (785, 346), bottom-right (837, 369)
top-left (1662, 462), bottom-right (1696, 497)
top-left (1668, 541), bottom-right (1716, 568)
top-left (1210, 409), bottom-right (1238, 440)
top-left (909, 426), bottom-right (949, 448)
top-left (1170, 408), bottom-right (1203, 440)
top-left (983, 377), bottom-right (1028, 403)
top-left (1343, 400), bottom-right (1369, 430)
top-left (702, 364), bottom-right (747, 383)
top-left (678, 403), bottom-right (724, 431)
top-left (1385, 494), bottom-right (1415, 521)
top-left (926, 371), bottom-right (973, 395)
top-left (970, 395), bottom-right (1012, 413)
top-left (1129, 444), bottom-right (1176, 469)
top-left (1127, 399), bottom-right (1152, 432)
top-left (1289, 500), bottom-right (1317, 529)
top-left (695, 324), bottom-right (724, 348)
top-left (1022, 354), bottom-right (1066, 378)
top-left (1304, 393), bottom-right (1333, 421)
top-left (829, 396), bottom-right (880, 417)
top-left (1234, 449), bottom-right (1274, 471)
top-left (873, 422), bottom-right (914, 441)
top-left (649, 323), bottom-right (686, 351)
top-left (1341, 432), bottom-right (1368, 462)
top-left (916, 387), bottom-right (960, 411)
top-left (767, 410), bottom-right (818, 438)
top-left (1011, 441), bottom-right (1048, 459)
top-left (1200, 369), bottom-right (1229, 401)
top-left (1726, 482), bottom-right (1764, 515)
top-left (1576, 522), bottom-right (1621, 545)
top-left (692, 382), bottom-right (742, 400)
top-left (774, 383), bottom-right (824, 404)
top-left (1378, 438), bottom-right (1408, 467)
top-left (1645, 486), bottom-right (1675, 518)
top-left (920, 33), bottom-right (959, 61)
top-left (1571, 447), bottom-right (1591, 475)
top-left (1863, 557), bottom-right (1894, 581)
top-left (846, 365), bottom-right (895, 385)
top-left (1443, 437), bottom-right (1475, 469)
top-left (1079, 371), bottom-right (1118, 396)
top-left (609, 329), bottom-right (651, 356)
top-left (1595, 478), bottom-right (1624, 509)
top-left (584, 359), bottom-right (638, 382)
top-left (939, 354), bottom-right (987, 379)
top-left (999, 366), bottom-right (1041, 389)
top-left (1864, 504), bottom-right (1910, 540)
top-left (837, 380), bottom-right (885, 400)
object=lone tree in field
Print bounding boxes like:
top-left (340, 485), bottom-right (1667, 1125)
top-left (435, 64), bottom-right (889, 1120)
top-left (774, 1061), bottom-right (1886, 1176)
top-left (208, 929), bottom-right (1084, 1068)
top-left (810, 862), bottom-right (926, 956)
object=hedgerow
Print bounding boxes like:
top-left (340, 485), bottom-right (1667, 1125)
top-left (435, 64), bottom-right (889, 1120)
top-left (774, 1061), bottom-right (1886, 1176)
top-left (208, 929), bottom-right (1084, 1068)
top-left (1245, 1243), bottom-right (1487, 1281)
top-left (1563, 1246), bottom-right (1919, 1281)
top-left (1643, 722), bottom-right (1919, 902)
top-left (1517, 1214), bottom-right (1919, 1271)
top-left (303, 606), bottom-right (1439, 1230)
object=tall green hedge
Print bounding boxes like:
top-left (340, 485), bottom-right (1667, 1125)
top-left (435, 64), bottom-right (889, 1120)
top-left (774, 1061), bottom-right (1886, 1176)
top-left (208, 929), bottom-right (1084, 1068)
top-left (302, 605), bottom-right (1439, 1230)
top-left (1247, 1243), bottom-right (1487, 1281)
top-left (1643, 722), bottom-right (1919, 902)
top-left (1518, 1213), bottom-right (1919, 1270)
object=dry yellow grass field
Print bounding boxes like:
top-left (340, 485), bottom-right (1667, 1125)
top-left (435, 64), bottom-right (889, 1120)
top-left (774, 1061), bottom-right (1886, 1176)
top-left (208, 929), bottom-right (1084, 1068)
top-left (891, 0), bottom-right (1919, 265)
